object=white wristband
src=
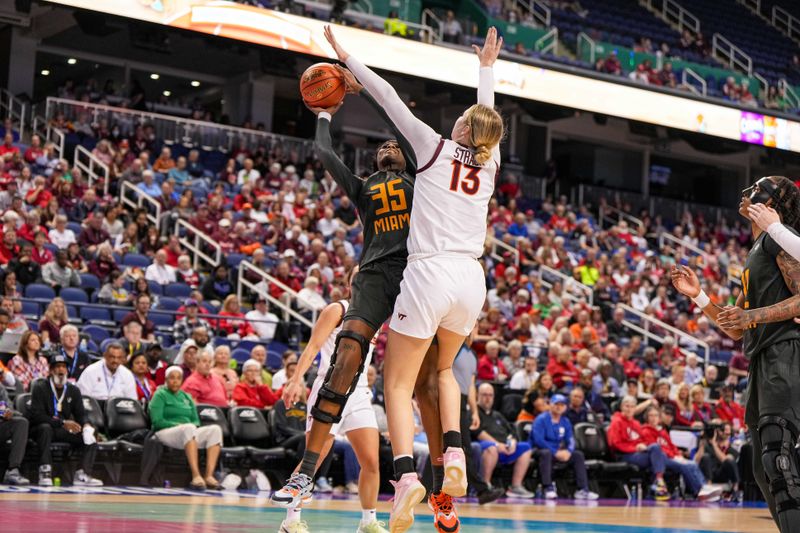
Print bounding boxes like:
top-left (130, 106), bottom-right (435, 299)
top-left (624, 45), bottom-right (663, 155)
top-left (318, 112), bottom-right (332, 122)
top-left (692, 290), bottom-right (710, 309)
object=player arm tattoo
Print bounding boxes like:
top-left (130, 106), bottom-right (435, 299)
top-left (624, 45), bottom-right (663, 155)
top-left (314, 114), bottom-right (362, 198)
top-left (743, 250), bottom-right (800, 325)
top-left (701, 292), bottom-right (744, 340)
top-left (361, 90), bottom-right (417, 175)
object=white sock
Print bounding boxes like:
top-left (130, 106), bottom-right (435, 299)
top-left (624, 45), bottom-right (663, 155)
top-left (393, 454), bottom-right (413, 461)
top-left (361, 509), bottom-right (376, 524)
top-left (285, 507), bottom-right (302, 523)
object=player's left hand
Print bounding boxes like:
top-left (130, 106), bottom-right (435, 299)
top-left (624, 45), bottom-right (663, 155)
top-left (470, 411), bottom-right (480, 431)
top-left (748, 203), bottom-right (780, 232)
top-left (472, 26), bottom-right (504, 68)
top-left (324, 25), bottom-right (349, 62)
top-left (305, 100), bottom-right (344, 116)
top-left (334, 65), bottom-right (363, 94)
top-left (717, 305), bottom-right (753, 330)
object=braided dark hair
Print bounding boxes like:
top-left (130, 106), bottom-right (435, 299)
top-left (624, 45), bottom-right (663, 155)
top-left (770, 176), bottom-right (800, 233)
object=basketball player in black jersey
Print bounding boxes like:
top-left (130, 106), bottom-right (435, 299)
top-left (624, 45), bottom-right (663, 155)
top-left (672, 176), bottom-right (800, 532)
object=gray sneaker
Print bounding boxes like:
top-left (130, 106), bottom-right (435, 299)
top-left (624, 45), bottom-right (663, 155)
top-left (3, 468), bottom-right (30, 485)
top-left (73, 469), bottom-right (103, 487)
top-left (506, 485), bottom-right (535, 498)
top-left (38, 465), bottom-right (53, 487)
top-left (574, 488), bottom-right (599, 500)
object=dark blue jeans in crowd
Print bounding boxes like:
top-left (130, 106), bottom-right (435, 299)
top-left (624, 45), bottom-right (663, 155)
top-left (333, 439), bottom-right (360, 484)
top-left (665, 457), bottom-right (705, 495)
top-left (621, 443), bottom-right (667, 476)
top-left (534, 448), bottom-right (589, 490)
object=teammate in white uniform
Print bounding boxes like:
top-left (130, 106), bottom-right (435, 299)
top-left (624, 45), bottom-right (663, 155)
top-left (324, 26), bottom-right (505, 532)
top-left (277, 268), bottom-right (387, 533)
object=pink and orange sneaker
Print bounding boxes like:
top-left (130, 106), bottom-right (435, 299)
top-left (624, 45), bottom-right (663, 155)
top-left (388, 472), bottom-right (426, 533)
top-left (441, 447), bottom-right (467, 497)
top-left (428, 491), bottom-right (460, 533)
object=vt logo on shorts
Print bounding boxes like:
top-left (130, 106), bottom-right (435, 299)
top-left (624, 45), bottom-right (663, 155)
top-left (397, 313), bottom-right (407, 320)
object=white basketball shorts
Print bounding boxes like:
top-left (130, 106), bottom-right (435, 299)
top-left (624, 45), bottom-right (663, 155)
top-left (307, 378), bottom-right (378, 436)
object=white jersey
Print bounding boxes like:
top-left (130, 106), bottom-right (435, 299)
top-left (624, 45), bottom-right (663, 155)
top-left (345, 57), bottom-right (499, 260)
top-left (409, 139), bottom-right (497, 259)
top-left (318, 300), bottom-right (373, 388)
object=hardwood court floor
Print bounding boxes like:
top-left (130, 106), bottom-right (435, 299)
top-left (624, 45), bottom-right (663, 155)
top-left (0, 486), bottom-right (777, 532)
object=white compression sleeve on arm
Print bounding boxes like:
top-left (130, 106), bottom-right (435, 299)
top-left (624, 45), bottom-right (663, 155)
top-left (767, 222), bottom-right (800, 263)
top-left (477, 66), bottom-right (494, 107)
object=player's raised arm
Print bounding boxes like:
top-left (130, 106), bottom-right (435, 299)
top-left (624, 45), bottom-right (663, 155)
top-left (749, 203), bottom-right (800, 263)
top-left (310, 100), bottom-right (362, 199)
top-left (324, 25), bottom-right (440, 167)
top-left (473, 26), bottom-right (502, 108)
top-left (670, 265), bottom-right (744, 340)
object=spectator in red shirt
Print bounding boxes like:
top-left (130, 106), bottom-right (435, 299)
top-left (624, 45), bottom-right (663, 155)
top-left (31, 231), bottom-right (53, 266)
top-left (161, 235), bottom-right (184, 268)
top-left (17, 210), bottom-right (48, 244)
top-left (601, 51), bottom-right (622, 75)
top-left (233, 359), bottom-right (278, 408)
top-left (713, 384), bottom-right (745, 431)
top-left (0, 132), bottom-right (18, 161)
top-left (23, 134), bottom-right (44, 164)
top-left (547, 345), bottom-right (579, 389)
top-left (218, 294), bottom-right (258, 340)
top-left (181, 351), bottom-right (228, 408)
top-left (24, 176), bottom-right (52, 209)
top-left (267, 259), bottom-right (302, 301)
top-left (477, 340), bottom-right (509, 382)
top-left (0, 228), bottom-right (20, 265)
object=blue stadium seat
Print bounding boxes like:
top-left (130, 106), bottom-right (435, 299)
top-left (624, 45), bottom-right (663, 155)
top-left (21, 301), bottom-right (40, 317)
top-left (150, 312), bottom-right (174, 328)
top-left (121, 253), bottom-right (151, 268)
top-left (60, 287), bottom-right (89, 304)
top-left (80, 307), bottom-right (112, 323)
top-left (164, 283), bottom-right (192, 299)
top-left (267, 341), bottom-right (289, 371)
top-left (226, 253), bottom-right (246, 269)
top-left (67, 222), bottom-right (82, 235)
top-left (80, 273), bottom-right (101, 293)
top-left (231, 348), bottom-right (251, 365)
top-left (43, 243), bottom-right (59, 255)
top-left (83, 324), bottom-right (110, 344)
top-left (24, 283), bottom-right (56, 301)
top-left (147, 280), bottom-right (164, 296)
top-left (113, 309), bottom-right (130, 323)
top-left (159, 297), bottom-right (182, 311)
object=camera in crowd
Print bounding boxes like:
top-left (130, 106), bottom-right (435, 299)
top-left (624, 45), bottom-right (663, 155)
top-left (703, 422), bottom-right (723, 440)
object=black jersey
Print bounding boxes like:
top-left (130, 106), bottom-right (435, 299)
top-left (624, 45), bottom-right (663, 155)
top-left (742, 231), bottom-right (800, 358)
top-left (314, 91), bottom-right (416, 270)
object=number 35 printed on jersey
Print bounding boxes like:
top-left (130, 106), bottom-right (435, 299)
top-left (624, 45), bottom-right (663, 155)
top-left (369, 178), bottom-right (410, 235)
top-left (449, 161), bottom-right (480, 195)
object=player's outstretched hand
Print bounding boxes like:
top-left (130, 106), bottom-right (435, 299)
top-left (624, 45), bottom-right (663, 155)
top-left (306, 100), bottom-right (344, 116)
top-left (334, 65), bottom-right (363, 94)
top-left (670, 264), bottom-right (700, 298)
top-left (748, 203), bottom-right (780, 232)
top-left (324, 25), bottom-right (349, 62)
top-left (718, 306), bottom-right (752, 330)
top-left (282, 378), bottom-right (304, 408)
top-left (472, 26), bottom-right (504, 68)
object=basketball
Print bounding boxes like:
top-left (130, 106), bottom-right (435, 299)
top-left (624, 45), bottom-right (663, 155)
top-left (300, 63), bottom-right (345, 109)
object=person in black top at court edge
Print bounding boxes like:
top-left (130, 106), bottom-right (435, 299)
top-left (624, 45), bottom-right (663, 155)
top-left (672, 176), bottom-right (800, 532)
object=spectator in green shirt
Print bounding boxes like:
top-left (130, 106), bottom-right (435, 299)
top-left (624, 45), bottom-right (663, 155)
top-left (148, 365), bottom-right (222, 490)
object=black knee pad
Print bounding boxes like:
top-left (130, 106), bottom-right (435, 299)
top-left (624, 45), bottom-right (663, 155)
top-left (759, 415), bottom-right (800, 513)
top-left (310, 329), bottom-right (371, 425)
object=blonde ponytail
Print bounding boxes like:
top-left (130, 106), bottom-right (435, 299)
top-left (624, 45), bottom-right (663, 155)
top-left (465, 104), bottom-right (503, 166)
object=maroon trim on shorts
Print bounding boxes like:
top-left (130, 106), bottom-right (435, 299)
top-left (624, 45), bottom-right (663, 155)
top-left (417, 138), bottom-right (445, 173)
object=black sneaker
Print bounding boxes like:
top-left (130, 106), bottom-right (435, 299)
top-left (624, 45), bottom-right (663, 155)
top-left (477, 487), bottom-right (504, 505)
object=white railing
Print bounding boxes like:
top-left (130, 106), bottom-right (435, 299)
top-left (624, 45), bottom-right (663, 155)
top-left (74, 145), bottom-right (111, 197)
top-left (773, 6), bottom-right (800, 43)
top-left (712, 33), bottom-right (753, 75)
top-left (534, 27), bottom-right (559, 55)
top-left (753, 72), bottom-right (769, 97)
top-left (174, 218), bottom-right (222, 271)
top-left (518, 0), bottom-right (551, 27)
top-left (779, 79), bottom-right (800, 108)
top-left (353, 0), bottom-right (373, 14)
top-left (537, 264), bottom-right (594, 305)
top-left (487, 234), bottom-right (520, 266)
top-left (598, 203), bottom-right (645, 231)
top-left (658, 230), bottom-right (709, 262)
top-left (577, 32), bottom-right (597, 64)
top-left (238, 261), bottom-right (316, 329)
top-left (0, 89), bottom-right (26, 141)
top-left (44, 97), bottom-right (316, 159)
top-left (43, 126), bottom-right (65, 160)
top-left (737, 0), bottom-right (760, 14)
top-left (421, 9), bottom-right (444, 43)
top-left (662, 0), bottom-right (700, 35)
top-left (619, 303), bottom-right (710, 364)
top-left (119, 181), bottom-right (163, 229)
top-left (682, 67), bottom-right (708, 96)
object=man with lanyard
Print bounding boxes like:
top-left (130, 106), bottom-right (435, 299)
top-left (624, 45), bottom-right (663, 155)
top-left (30, 353), bottom-right (103, 486)
top-left (76, 342), bottom-right (137, 401)
top-left (58, 324), bottom-right (90, 381)
top-left (120, 321), bottom-right (146, 361)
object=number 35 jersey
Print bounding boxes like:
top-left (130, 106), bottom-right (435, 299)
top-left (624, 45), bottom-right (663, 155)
top-left (408, 139), bottom-right (498, 260)
top-left (352, 170), bottom-right (415, 269)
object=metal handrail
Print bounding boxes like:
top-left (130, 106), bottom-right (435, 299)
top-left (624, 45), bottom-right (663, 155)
top-left (658, 231), bottom-right (709, 263)
top-left (773, 6), bottom-right (800, 43)
top-left (44, 126), bottom-right (65, 160)
top-left (619, 303), bottom-right (710, 364)
top-left (0, 88), bottom-right (26, 141)
top-left (682, 67), bottom-right (707, 96)
top-left (119, 181), bottom-right (163, 229)
top-left (518, 0), bottom-right (551, 27)
top-left (74, 145), bottom-right (111, 197)
top-left (736, 0), bottom-right (761, 14)
top-left (421, 9), bottom-right (444, 43)
top-left (174, 218), bottom-right (222, 271)
top-left (711, 33), bottom-right (753, 75)
top-left (238, 260), bottom-right (316, 329)
top-left (598, 203), bottom-right (645, 231)
top-left (534, 27), bottom-right (559, 55)
top-left (538, 264), bottom-right (594, 305)
top-left (577, 32), bottom-right (597, 64)
top-left (778, 79), bottom-right (800, 108)
top-left (662, 0), bottom-right (700, 35)
top-left (487, 235), bottom-right (520, 266)
top-left (753, 72), bottom-right (769, 97)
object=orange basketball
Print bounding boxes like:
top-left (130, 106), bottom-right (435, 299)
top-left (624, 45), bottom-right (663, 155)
top-left (300, 63), bottom-right (346, 109)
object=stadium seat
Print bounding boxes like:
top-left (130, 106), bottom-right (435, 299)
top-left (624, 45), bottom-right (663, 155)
top-left (228, 406), bottom-right (286, 461)
top-left (164, 283), bottom-right (192, 299)
top-left (501, 393), bottom-right (523, 422)
top-left (113, 309), bottom-right (130, 323)
top-left (67, 222), bottom-right (82, 235)
top-left (226, 253), bottom-right (246, 269)
top-left (24, 283), bottom-right (56, 301)
top-left (267, 341), bottom-right (288, 370)
top-left (105, 397), bottom-right (149, 457)
top-left (150, 312), bottom-right (174, 328)
top-left (230, 348), bottom-right (251, 365)
top-left (21, 300), bottom-right (40, 317)
top-left (80, 308), bottom-right (113, 325)
top-left (121, 253), bottom-right (151, 268)
top-left (196, 404), bottom-right (247, 459)
top-left (82, 397), bottom-right (118, 452)
top-left (158, 297), bottom-right (182, 311)
top-left (60, 287), bottom-right (89, 304)
top-left (147, 280), bottom-right (164, 296)
top-left (80, 273), bottom-right (101, 294)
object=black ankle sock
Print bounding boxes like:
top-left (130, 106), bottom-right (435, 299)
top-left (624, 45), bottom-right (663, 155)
top-left (299, 451), bottom-right (320, 478)
top-left (443, 431), bottom-right (461, 450)
top-left (432, 464), bottom-right (444, 493)
top-left (393, 456), bottom-right (415, 480)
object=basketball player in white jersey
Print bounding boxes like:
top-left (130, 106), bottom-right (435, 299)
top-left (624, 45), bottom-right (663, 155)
top-left (278, 267), bottom-right (387, 533)
top-left (324, 26), bottom-right (504, 532)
